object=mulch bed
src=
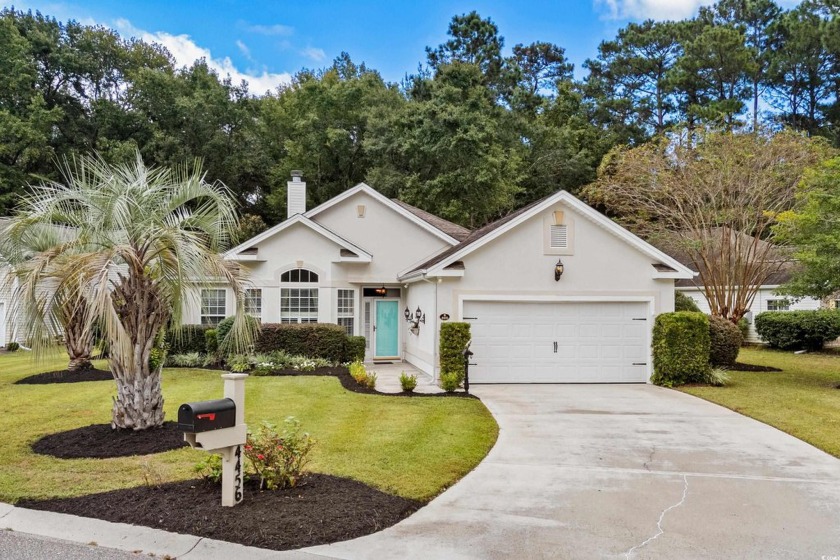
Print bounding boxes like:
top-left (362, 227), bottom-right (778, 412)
top-left (729, 362), bottom-right (782, 372)
top-left (18, 474), bottom-right (422, 550)
top-left (31, 422), bottom-right (187, 459)
top-left (15, 367), bottom-right (112, 385)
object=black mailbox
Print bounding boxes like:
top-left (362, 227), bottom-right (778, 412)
top-left (178, 398), bottom-right (236, 433)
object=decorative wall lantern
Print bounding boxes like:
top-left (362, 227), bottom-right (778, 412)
top-left (554, 258), bottom-right (565, 281)
top-left (406, 306), bottom-right (425, 334)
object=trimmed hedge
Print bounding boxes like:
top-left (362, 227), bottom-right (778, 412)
top-left (345, 336), bottom-right (366, 362)
top-left (708, 315), bottom-right (742, 367)
top-left (754, 310), bottom-right (840, 351)
top-left (440, 322), bottom-right (471, 382)
top-left (651, 312), bottom-right (710, 386)
top-left (675, 291), bottom-right (701, 313)
top-left (255, 323), bottom-right (349, 363)
top-left (167, 325), bottom-right (211, 355)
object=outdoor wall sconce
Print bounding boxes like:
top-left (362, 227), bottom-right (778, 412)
top-left (554, 258), bottom-right (565, 281)
top-left (405, 306), bottom-right (425, 334)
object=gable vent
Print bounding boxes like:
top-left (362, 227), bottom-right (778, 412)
top-left (550, 224), bottom-right (568, 248)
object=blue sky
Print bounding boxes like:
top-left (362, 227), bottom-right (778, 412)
top-left (3, 0), bottom-right (801, 94)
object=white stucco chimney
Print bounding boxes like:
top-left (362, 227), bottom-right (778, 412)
top-left (287, 171), bottom-right (306, 218)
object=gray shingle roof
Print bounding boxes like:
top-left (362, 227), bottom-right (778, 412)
top-left (390, 200), bottom-right (472, 242)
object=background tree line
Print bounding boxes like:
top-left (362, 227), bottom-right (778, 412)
top-left (1, 1), bottom-right (839, 232)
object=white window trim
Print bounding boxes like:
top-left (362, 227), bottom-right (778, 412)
top-left (201, 288), bottom-right (227, 326)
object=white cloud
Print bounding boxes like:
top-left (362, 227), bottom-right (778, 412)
top-left (244, 23), bottom-right (294, 36)
top-left (595, 0), bottom-right (802, 21)
top-left (114, 18), bottom-right (291, 95)
top-left (236, 39), bottom-right (252, 60)
top-left (300, 46), bottom-right (326, 62)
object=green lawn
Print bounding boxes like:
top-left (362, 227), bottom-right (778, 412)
top-left (680, 346), bottom-right (840, 458)
top-left (0, 351), bottom-right (498, 503)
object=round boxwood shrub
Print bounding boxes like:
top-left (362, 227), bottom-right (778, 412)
top-left (675, 291), bottom-right (701, 313)
top-left (754, 310), bottom-right (840, 351)
top-left (708, 315), bottom-right (742, 367)
top-left (651, 312), bottom-right (711, 386)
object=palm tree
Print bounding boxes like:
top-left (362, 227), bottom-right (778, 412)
top-left (9, 152), bottom-right (253, 430)
top-left (0, 221), bottom-right (94, 373)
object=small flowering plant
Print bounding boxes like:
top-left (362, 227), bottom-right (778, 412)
top-left (244, 418), bottom-right (316, 490)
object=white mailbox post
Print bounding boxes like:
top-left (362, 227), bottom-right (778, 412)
top-left (181, 373), bottom-right (248, 507)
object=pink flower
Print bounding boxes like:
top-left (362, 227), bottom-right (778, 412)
top-left (257, 454), bottom-right (265, 460)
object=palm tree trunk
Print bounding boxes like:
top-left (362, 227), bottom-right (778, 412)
top-left (62, 298), bottom-right (93, 373)
top-left (110, 274), bottom-right (167, 430)
top-left (111, 365), bottom-right (165, 430)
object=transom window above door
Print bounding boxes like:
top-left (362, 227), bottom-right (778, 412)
top-left (281, 269), bottom-right (318, 283)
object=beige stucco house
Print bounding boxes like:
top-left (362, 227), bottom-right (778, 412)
top-left (190, 173), bottom-right (693, 384)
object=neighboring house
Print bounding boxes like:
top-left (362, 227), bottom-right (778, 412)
top-left (0, 217), bottom-right (22, 347)
top-left (677, 274), bottom-right (822, 343)
top-left (669, 235), bottom-right (824, 343)
top-left (191, 172), bottom-right (693, 383)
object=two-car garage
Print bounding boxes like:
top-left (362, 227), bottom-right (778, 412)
top-left (463, 300), bottom-right (651, 383)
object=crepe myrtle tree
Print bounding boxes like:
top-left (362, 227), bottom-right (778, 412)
top-left (585, 129), bottom-right (831, 322)
top-left (10, 152), bottom-right (255, 430)
top-left (0, 221), bottom-right (94, 373)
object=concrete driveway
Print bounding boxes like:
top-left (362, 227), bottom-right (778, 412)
top-left (308, 384), bottom-right (840, 559)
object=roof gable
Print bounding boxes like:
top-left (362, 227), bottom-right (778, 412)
top-left (224, 214), bottom-right (372, 262)
top-left (399, 190), bottom-right (695, 280)
top-left (305, 184), bottom-right (461, 245)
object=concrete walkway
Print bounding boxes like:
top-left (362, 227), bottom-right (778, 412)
top-left (3, 385), bottom-right (840, 558)
top-left (309, 384), bottom-right (840, 559)
top-left (363, 361), bottom-right (442, 394)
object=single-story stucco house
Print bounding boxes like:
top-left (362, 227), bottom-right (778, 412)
top-left (184, 173), bottom-right (694, 383)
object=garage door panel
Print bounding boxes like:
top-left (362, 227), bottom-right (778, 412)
top-left (465, 301), bottom-right (649, 383)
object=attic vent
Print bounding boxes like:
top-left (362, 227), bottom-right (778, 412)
top-left (550, 224), bottom-right (568, 248)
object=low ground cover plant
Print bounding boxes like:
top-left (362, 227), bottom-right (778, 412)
top-left (399, 372), bottom-right (417, 392)
top-left (225, 351), bottom-right (332, 374)
top-left (440, 372), bottom-right (461, 392)
top-left (244, 418), bottom-right (315, 490)
top-left (348, 361), bottom-right (376, 388)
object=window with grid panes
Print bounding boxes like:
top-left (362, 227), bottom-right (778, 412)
top-left (201, 289), bottom-right (226, 325)
top-left (337, 289), bottom-right (355, 335)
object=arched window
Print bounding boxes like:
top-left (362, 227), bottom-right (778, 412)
top-left (280, 268), bottom-right (319, 323)
top-left (281, 269), bottom-right (318, 283)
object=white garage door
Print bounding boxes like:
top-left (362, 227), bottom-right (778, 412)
top-left (464, 301), bottom-right (650, 383)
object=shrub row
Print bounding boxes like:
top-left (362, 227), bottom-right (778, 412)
top-left (754, 310), bottom-right (840, 351)
top-left (255, 323), bottom-right (362, 363)
top-left (166, 325), bottom-right (212, 355)
top-left (169, 322), bottom-right (366, 364)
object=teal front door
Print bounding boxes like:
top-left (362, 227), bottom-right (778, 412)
top-left (374, 300), bottom-right (399, 358)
